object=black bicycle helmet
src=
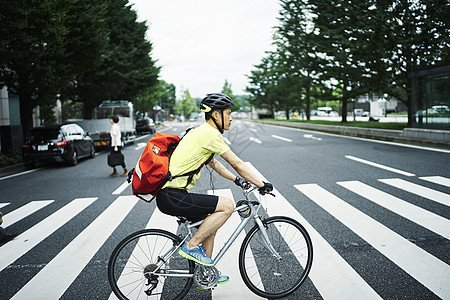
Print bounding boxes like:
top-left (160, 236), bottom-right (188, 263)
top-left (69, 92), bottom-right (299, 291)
top-left (200, 93), bottom-right (234, 134)
top-left (200, 93), bottom-right (234, 113)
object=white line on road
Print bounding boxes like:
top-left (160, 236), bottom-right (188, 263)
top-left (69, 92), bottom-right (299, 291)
top-left (295, 183), bottom-right (450, 299)
top-left (379, 178), bottom-right (450, 207)
top-left (134, 142), bottom-right (147, 150)
top-left (2, 200), bottom-right (54, 228)
top-left (12, 196), bottom-right (138, 300)
top-left (249, 137), bottom-right (262, 144)
top-left (246, 162), bottom-right (382, 299)
top-left (337, 181), bottom-right (450, 239)
top-left (419, 176), bottom-right (450, 187)
top-left (224, 137), bottom-right (232, 145)
top-left (0, 169), bottom-right (39, 181)
top-left (112, 180), bottom-right (131, 195)
top-left (271, 134), bottom-right (292, 142)
top-left (0, 203), bottom-right (10, 209)
top-left (345, 155), bottom-right (415, 177)
top-left (0, 197), bottom-right (97, 272)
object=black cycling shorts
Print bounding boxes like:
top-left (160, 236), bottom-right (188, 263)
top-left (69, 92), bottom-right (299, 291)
top-left (156, 188), bottom-right (219, 222)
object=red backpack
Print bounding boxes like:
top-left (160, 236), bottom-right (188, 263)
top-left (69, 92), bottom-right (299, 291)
top-left (128, 131), bottom-right (213, 202)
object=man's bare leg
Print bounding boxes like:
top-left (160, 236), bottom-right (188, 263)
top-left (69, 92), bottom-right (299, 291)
top-left (187, 196), bottom-right (234, 257)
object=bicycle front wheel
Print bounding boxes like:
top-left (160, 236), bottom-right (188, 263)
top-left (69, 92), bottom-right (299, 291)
top-left (239, 216), bottom-right (313, 298)
top-left (108, 229), bottom-right (194, 300)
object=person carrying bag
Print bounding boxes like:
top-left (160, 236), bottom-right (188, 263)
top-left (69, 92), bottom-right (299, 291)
top-left (108, 115), bottom-right (127, 176)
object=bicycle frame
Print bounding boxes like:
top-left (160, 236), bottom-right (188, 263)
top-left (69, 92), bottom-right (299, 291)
top-left (184, 187), bottom-right (281, 265)
top-left (148, 186), bottom-right (281, 278)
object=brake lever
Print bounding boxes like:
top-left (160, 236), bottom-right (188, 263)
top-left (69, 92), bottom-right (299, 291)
top-left (259, 191), bottom-right (275, 197)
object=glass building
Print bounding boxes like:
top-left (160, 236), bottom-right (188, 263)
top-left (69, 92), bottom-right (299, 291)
top-left (410, 64), bottom-right (450, 130)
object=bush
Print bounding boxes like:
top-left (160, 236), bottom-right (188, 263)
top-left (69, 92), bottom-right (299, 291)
top-left (0, 154), bottom-right (22, 168)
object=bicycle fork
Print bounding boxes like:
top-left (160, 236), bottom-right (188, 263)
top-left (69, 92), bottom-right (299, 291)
top-left (255, 217), bottom-right (282, 260)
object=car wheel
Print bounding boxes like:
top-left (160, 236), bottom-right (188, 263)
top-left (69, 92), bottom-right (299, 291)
top-left (23, 160), bottom-right (35, 169)
top-left (69, 149), bottom-right (78, 166)
top-left (89, 144), bottom-right (95, 158)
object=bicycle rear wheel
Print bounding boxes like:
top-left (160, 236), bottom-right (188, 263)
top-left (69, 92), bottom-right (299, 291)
top-left (108, 229), bottom-right (194, 300)
top-left (239, 216), bottom-right (313, 298)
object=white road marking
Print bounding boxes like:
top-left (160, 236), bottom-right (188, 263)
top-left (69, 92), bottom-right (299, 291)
top-left (419, 176), bottom-right (450, 187)
top-left (134, 142), bottom-right (147, 150)
top-left (0, 197), bottom-right (97, 272)
top-left (338, 181), bottom-right (450, 239)
top-left (224, 137), bottom-right (232, 145)
top-left (379, 178), bottom-right (450, 207)
top-left (246, 163), bottom-right (382, 299)
top-left (271, 134), bottom-right (292, 142)
top-left (0, 203), bottom-right (10, 209)
top-left (209, 189), bottom-right (263, 299)
top-left (295, 183), bottom-right (450, 299)
top-left (2, 200), bottom-right (54, 228)
top-left (345, 155), bottom-right (415, 177)
top-left (249, 137), bottom-right (262, 144)
top-left (12, 196), bottom-right (138, 300)
top-left (112, 181), bottom-right (131, 195)
top-left (0, 169), bottom-right (39, 181)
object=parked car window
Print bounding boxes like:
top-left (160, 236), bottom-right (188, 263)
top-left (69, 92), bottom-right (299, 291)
top-left (28, 128), bottom-right (60, 143)
top-left (73, 124), bottom-right (84, 135)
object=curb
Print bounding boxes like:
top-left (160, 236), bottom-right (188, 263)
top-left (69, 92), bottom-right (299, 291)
top-left (251, 120), bottom-right (450, 150)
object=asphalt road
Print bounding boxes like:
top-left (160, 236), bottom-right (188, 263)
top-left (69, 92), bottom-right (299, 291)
top-left (0, 120), bottom-right (449, 299)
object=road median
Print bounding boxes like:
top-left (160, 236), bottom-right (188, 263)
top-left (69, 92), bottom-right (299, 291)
top-left (250, 120), bottom-right (450, 150)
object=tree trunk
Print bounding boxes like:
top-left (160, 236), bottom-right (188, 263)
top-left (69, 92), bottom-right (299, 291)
top-left (19, 92), bottom-right (35, 139)
top-left (305, 83), bottom-right (311, 120)
top-left (83, 101), bottom-right (95, 119)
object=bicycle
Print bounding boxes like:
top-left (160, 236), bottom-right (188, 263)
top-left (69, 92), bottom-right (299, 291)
top-left (108, 184), bottom-right (313, 299)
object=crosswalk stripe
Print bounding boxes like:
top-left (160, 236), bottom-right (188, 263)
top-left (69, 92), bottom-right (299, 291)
top-left (112, 181), bottom-right (131, 195)
top-left (12, 196), bottom-right (138, 300)
top-left (208, 189), bottom-right (263, 299)
top-left (2, 200), bottom-right (54, 228)
top-left (419, 176), bottom-right (450, 187)
top-left (345, 155), bottom-right (415, 177)
top-left (379, 178), bottom-right (450, 207)
top-left (0, 202), bottom-right (10, 209)
top-left (0, 197), bottom-right (97, 273)
top-left (245, 162), bottom-right (382, 299)
top-left (337, 181), bottom-right (450, 240)
top-left (108, 203), bottom-right (179, 300)
top-left (295, 183), bottom-right (450, 299)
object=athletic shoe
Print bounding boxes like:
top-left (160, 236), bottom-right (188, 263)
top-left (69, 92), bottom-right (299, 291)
top-left (196, 272), bottom-right (230, 290)
top-left (178, 243), bottom-right (214, 266)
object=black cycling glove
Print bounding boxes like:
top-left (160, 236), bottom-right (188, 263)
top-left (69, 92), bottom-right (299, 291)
top-left (234, 176), bottom-right (250, 189)
top-left (258, 181), bottom-right (273, 195)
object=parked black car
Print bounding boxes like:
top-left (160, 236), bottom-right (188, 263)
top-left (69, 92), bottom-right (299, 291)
top-left (22, 124), bottom-right (95, 169)
top-left (136, 118), bottom-right (156, 134)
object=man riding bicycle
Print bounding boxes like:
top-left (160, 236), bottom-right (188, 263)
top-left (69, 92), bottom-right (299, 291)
top-left (156, 92), bottom-right (273, 286)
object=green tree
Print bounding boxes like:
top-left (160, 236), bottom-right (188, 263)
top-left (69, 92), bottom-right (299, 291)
top-left (221, 80), bottom-right (241, 111)
top-left (370, 0), bottom-right (450, 126)
top-left (310, 0), bottom-right (373, 122)
top-left (0, 0), bottom-right (72, 135)
top-left (176, 90), bottom-right (197, 118)
top-left (80, 0), bottom-right (159, 118)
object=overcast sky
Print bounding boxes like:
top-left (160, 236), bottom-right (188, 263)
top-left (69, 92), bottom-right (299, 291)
top-left (129, 0), bottom-right (281, 99)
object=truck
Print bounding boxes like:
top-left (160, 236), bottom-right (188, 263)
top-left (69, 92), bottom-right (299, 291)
top-left (70, 100), bottom-right (136, 149)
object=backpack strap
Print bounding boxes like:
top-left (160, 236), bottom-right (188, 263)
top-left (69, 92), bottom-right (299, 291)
top-left (171, 153), bottom-right (215, 188)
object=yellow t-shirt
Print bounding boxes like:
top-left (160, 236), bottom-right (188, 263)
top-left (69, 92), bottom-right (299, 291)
top-left (163, 123), bottom-right (230, 190)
